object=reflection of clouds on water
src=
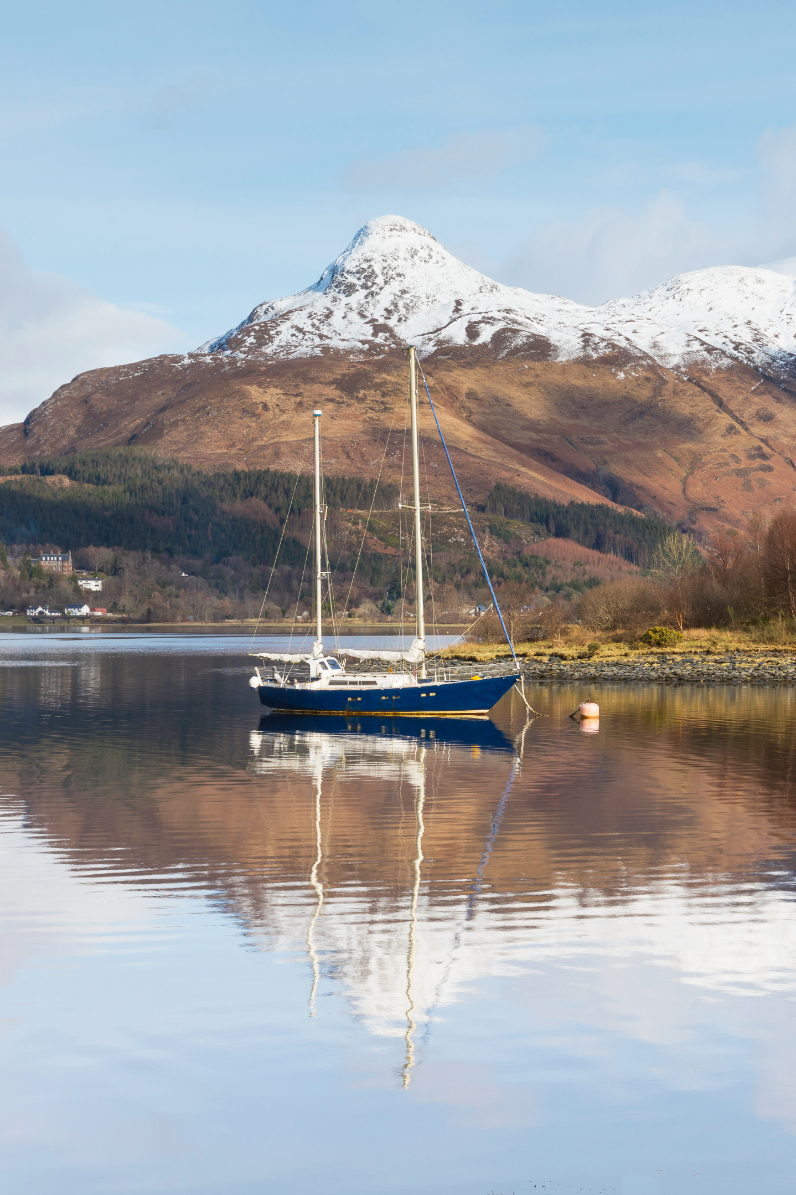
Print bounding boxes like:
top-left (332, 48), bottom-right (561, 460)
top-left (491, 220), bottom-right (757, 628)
top-left (245, 724), bottom-right (796, 1122)
top-left (0, 807), bottom-right (165, 992)
top-left (0, 661), bottom-right (80, 667)
top-left (4, 660), bottom-right (796, 1153)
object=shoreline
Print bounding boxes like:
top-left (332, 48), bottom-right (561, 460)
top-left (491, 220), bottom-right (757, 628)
top-left (4, 622), bottom-right (795, 682)
top-left (442, 642), bottom-right (796, 685)
top-left (1, 620), bottom-right (471, 633)
top-left (517, 653), bottom-right (796, 685)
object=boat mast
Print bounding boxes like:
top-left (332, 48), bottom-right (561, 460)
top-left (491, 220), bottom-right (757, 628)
top-left (408, 347), bottom-right (426, 678)
top-left (313, 409), bottom-right (324, 651)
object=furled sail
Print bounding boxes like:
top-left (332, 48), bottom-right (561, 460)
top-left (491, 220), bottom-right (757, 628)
top-left (252, 640), bottom-right (325, 664)
top-left (337, 638), bottom-right (425, 664)
top-left (252, 652), bottom-right (313, 663)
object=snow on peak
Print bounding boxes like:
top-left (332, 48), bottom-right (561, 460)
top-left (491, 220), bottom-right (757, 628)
top-left (347, 213), bottom-right (440, 248)
top-left (200, 213), bottom-right (585, 360)
top-left (199, 216), bottom-right (796, 377)
top-left (603, 264), bottom-right (796, 374)
top-left (304, 213), bottom-right (499, 312)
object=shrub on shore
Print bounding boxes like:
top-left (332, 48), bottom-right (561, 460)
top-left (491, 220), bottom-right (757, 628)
top-left (640, 626), bottom-right (683, 647)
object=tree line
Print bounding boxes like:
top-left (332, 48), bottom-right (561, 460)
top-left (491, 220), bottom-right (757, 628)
top-left (1, 447), bottom-right (399, 565)
top-left (579, 511), bottom-right (796, 634)
top-left (483, 482), bottom-right (675, 565)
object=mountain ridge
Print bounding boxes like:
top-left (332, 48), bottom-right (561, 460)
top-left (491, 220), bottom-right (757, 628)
top-left (199, 215), bottom-right (796, 379)
top-left (1, 214), bottom-right (795, 537)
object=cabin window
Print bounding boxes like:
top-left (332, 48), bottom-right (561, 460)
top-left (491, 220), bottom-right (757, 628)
top-left (325, 659), bottom-right (342, 671)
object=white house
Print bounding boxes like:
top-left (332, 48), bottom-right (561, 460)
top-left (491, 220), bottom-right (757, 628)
top-left (65, 604), bottom-right (91, 617)
top-left (78, 578), bottom-right (103, 592)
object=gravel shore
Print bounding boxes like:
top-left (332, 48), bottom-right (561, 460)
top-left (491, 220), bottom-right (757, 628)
top-left (519, 652), bottom-right (796, 685)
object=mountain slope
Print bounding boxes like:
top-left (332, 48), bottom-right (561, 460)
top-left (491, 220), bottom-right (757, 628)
top-left (1, 215), bottom-right (795, 537)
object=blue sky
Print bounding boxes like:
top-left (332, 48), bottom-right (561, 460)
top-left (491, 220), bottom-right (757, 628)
top-left (1, 0), bottom-right (796, 422)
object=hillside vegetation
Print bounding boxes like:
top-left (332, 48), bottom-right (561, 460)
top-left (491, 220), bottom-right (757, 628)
top-left (484, 483), bottom-right (674, 566)
top-left (0, 447), bottom-right (677, 623)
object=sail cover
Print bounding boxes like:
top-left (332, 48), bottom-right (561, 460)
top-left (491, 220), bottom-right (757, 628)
top-left (337, 638), bottom-right (425, 664)
top-left (252, 639), bottom-right (425, 665)
top-left (252, 640), bottom-right (325, 664)
top-left (251, 652), bottom-right (313, 663)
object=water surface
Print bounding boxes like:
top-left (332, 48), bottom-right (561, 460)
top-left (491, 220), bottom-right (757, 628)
top-left (1, 632), bottom-right (795, 1194)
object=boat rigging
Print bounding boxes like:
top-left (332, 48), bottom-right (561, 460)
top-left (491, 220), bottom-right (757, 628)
top-left (247, 347), bottom-right (521, 716)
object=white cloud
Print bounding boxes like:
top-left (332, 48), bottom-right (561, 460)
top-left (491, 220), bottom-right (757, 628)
top-left (498, 192), bottom-right (735, 304)
top-left (0, 228), bottom-right (183, 428)
top-left (758, 121), bottom-right (796, 251)
top-left (494, 122), bottom-right (796, 304)
top-left (342, 125), bottom-right (543, 191)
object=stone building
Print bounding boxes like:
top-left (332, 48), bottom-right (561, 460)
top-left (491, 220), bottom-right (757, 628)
top-left (36, 551), bottom-right (73, 575)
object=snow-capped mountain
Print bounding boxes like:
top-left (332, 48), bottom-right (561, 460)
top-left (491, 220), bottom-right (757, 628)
top-left (4, 213), bottom-right (796, 539)
top-left (201, 214), bottom-right (796, 378)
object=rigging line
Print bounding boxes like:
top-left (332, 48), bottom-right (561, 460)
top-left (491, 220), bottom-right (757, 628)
top-left (286, 529), bottom-right (314, 667)
top-left (328, 419), bottom-right (392, 596)
top-left (339, 399), bottom-right (400, 622)
top-left (317, 442), bottom-right (337, 646)
top-left (416, 361), bottom-right (517, 667)
top-left (249, 445), bottom-right (310, 651)
top-left (399, 387), bottom-right (410, 646)
top-left (423, 601), bottom-right (495, 664)
top-left (420, 753), bottom-right (520, 1049)
top-left (321, 472), bottom-right (340, 648)
top-left (464, 756), bottom-right (519, 921)
top-left (418, 425), bottom-right (440, 647)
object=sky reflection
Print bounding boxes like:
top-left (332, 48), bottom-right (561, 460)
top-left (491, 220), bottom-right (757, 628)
top-left (0, 638), bottom-right (795, 1193)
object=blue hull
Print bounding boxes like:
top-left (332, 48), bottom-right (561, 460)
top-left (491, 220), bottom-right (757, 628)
top-left (257, 712), bottom-right (515, 752)
top-left (256, 673), bottom-right (519, 715)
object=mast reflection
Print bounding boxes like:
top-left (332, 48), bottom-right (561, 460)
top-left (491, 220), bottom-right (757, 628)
top-left (248, 716), bottom-right (516, 1083)
top-left (402, 744), bottom-right (425, 1088)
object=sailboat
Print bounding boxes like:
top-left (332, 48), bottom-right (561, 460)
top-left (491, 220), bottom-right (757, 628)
top-left (248, 346), bottom-right (521, 716)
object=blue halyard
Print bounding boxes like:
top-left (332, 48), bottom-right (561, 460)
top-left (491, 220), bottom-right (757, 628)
top-left (417, 360), bottom-right (518, 666)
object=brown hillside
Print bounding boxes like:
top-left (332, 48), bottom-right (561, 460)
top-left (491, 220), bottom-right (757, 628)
top-left (2, 345), bottom-right (795, 535)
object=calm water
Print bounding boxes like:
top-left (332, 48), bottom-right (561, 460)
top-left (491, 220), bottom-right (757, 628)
top-left (1, 632), bottom-right (796, 1195)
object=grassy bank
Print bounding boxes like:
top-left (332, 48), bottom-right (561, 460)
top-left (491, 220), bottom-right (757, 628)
top-left (437, 627), bottom-right (796, 684)
top-left (441, 627), bottom-right (796, 662)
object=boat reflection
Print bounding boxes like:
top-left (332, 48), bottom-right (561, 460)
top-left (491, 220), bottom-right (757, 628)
top-left (248, 714), bottom-right (520, 1083)
top-left (252, 712), bottom-right (515, 757)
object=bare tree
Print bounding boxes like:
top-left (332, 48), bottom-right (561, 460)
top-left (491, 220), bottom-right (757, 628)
top-left (705, 530), bottom-right (746, 585)
top-left (495, 581), bottom-right (539, 647)
top-left (763, 510), bottom-right (796, 618)
top-left (746, 510), bottom-right (767, 556)
top-left (650, 533), bottom-right (702, 631)
top-left (580, 577), bottom-right (662, 633)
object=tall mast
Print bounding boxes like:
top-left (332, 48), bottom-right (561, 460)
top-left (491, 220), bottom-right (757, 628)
top-left (313, 409), bottom-right (323, 651)
top-left (408, 347), bottom-right (426, 678)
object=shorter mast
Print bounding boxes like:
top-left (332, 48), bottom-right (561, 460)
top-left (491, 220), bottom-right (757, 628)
top-left (313, 410), bottom-right (324, 652)
top-left (408, 347), bottom-right (426, 679)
